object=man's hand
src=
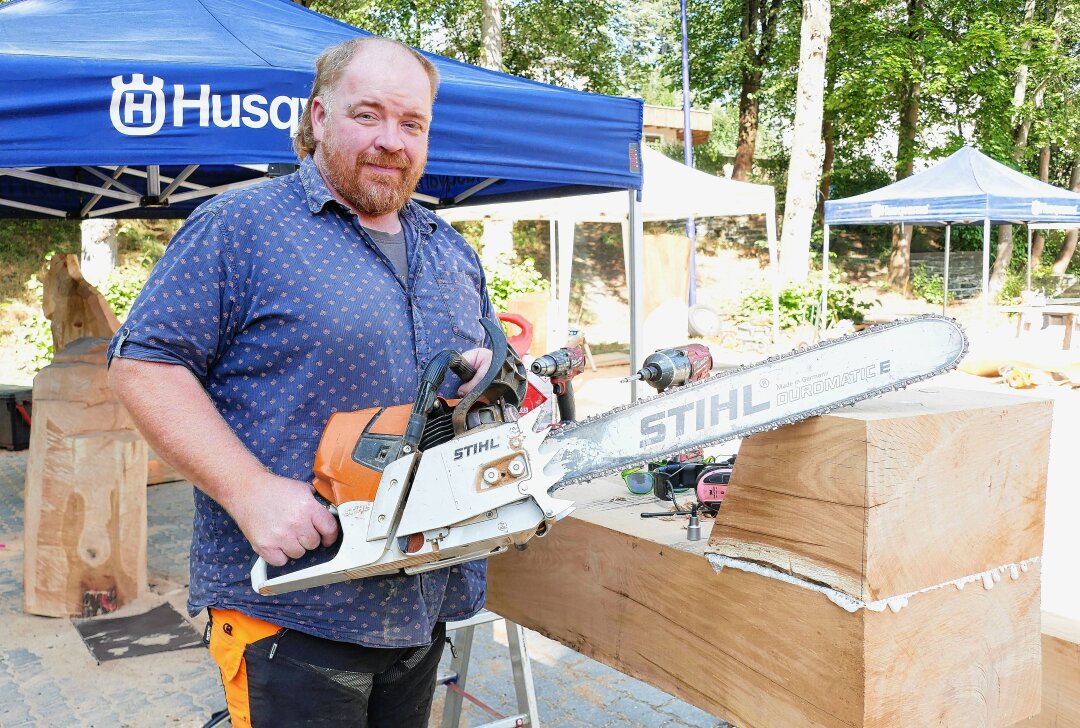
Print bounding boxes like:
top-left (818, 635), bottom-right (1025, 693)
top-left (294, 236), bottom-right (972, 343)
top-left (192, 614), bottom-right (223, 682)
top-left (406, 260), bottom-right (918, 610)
top-left (225, 473), bottom-right (340, 567)
top-left (457, 347), bottom-right (493, 396)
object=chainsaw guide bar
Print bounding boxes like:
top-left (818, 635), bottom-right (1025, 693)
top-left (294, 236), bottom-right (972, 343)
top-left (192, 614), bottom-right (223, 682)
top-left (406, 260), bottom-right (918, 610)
top-left (541, 314), bottom-right (968, 489)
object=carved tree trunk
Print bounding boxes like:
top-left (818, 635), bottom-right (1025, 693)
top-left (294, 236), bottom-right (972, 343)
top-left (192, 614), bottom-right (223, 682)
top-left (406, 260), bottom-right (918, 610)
top-left (779, 0), bottom-right (832, 282)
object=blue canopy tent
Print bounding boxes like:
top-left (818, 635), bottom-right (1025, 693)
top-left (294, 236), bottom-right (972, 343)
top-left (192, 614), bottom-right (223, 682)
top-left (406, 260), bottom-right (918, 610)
top-left (0, 0), bottom-right (642, 216)
top-left (0, 0), bottom-right (655, 382)
top-left (823, 146), bottom-right (1080, 316)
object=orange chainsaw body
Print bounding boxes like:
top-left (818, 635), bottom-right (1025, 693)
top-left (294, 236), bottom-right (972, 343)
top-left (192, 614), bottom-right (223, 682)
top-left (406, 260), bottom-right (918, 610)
top-left (312, 399), bottom-right (461, 506)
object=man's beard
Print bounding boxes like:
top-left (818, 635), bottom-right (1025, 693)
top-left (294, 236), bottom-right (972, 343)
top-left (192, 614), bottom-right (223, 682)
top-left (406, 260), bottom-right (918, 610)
top-left (320, 130), bottom-right (425, 216)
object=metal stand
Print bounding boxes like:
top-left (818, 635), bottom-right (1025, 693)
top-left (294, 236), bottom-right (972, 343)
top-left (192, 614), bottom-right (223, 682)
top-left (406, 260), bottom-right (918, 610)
top-left (439, 610), bottom-right (540, 728)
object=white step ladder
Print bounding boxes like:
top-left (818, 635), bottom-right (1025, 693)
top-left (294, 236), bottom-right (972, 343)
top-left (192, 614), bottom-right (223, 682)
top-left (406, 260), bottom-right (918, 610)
top-left (438, 610), bottom-right (540, 728)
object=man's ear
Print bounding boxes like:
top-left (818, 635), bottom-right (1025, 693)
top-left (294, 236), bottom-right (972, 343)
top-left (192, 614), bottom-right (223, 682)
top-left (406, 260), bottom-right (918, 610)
top-left (310, 97), bottom-right (328, 144)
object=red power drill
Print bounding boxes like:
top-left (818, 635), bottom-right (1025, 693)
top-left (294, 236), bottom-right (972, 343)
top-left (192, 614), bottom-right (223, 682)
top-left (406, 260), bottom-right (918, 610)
top-left (530, 344), bottom-right (586, 422)
top-left (621, 343), bottom-right (713, 393)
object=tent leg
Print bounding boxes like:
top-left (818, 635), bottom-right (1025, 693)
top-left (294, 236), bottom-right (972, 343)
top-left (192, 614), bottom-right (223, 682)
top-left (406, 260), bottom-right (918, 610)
top-left (943, 225), bottom-right (951, 317)
top-left (555, 218), bottom-right (575, 349)
top-left (819, 224), bottom-right (831, 334)
top-left (982, 218), bottom-right (991, 311)
top-left (549, 220), bottom-right (558, 353)
top-left (1026, 225), bottom-right (1033, 291)
top-left (627, 191), bottom-right (644, 402)
top-left (768, 210), bottom-right (780, 344)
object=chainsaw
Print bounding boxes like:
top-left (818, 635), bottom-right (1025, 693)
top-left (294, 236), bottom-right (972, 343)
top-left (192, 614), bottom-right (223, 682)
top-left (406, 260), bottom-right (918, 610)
top-left (251, 315), bottom-right (968, 595)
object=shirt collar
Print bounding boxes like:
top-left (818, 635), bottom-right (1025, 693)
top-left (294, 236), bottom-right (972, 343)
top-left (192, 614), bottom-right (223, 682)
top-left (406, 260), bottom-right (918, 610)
top-left (298, 154), bottom-right (438, 235)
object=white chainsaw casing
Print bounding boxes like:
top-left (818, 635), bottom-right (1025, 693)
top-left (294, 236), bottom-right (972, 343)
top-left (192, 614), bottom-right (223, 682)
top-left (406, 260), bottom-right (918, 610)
top-left (251, 408), bottom-right (573, 596)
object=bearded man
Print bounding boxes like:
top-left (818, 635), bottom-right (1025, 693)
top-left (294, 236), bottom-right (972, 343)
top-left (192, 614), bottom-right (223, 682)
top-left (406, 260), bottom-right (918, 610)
top-left (108, 37), bottom-right (495, 727)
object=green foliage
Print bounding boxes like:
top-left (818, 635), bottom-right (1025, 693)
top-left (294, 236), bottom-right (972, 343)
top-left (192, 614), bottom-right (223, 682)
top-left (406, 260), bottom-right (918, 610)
top-left (740, 279), bottom-right (874, 330)
top-left (485, 255), bottom-right (548, 312)
top-left (12, 272), bottom-right (54, 373)
top-left (910, 264), bottom-right (951, 305)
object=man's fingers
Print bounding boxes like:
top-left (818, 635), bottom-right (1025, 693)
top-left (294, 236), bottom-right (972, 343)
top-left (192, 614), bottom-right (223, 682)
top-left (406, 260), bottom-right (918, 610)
top-left (313, 507), bottom-right (340, 546)
top-left (458, 348), bottom-right (493, 395)
top-left (262, 548), bottom-right (288, 568)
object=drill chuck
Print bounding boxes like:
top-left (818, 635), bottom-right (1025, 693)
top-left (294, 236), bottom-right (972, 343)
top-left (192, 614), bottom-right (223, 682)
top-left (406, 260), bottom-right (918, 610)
top-left (530, 353), bottom-right (562, 377)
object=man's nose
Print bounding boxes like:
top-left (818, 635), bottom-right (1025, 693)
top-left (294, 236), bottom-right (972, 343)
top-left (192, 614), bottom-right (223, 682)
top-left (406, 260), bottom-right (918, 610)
top-left (375, 124), bottom-right (405, 153)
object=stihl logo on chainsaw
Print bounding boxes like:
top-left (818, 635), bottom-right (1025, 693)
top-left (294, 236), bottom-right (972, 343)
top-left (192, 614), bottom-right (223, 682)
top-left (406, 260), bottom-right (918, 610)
top-left (639, 359), bottom-right (893, 447)
top-left (453, 438), bottom-right (501, 461)
top-left (640, 385), bottom-right (770, 447)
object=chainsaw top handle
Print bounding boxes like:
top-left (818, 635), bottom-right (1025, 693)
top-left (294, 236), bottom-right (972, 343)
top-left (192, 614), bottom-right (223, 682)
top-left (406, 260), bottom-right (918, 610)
top-left (403, 317), bottom-right (527, 449)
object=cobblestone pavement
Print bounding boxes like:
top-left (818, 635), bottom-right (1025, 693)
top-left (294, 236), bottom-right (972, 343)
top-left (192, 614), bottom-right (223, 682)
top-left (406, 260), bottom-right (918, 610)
top-left (0, 450), bottom-right (730, 727)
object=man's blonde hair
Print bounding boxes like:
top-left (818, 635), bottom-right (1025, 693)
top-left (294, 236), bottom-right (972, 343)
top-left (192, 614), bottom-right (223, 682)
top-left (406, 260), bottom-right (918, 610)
top-left (293, 37), bottom-right (440, 160)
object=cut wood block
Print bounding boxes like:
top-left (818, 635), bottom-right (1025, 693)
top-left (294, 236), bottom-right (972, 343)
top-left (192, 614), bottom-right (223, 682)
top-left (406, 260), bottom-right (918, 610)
top-left (488, 386), bottom-right (1050, 727)
top-left (1016, 613), bottom-right (1080, 728)
top-left (710, 386), bottom-right (1051, 602)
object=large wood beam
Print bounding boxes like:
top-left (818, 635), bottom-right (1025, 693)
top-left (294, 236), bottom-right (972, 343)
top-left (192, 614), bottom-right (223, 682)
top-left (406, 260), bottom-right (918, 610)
top-left (488, 387), bottom-right (1050, 727)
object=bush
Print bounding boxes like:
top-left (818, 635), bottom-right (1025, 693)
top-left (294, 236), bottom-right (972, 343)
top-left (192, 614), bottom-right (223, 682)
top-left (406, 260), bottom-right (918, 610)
top-left (911, 265), bottom-right (951, 306)
top-left (740, 278), bottom-right (874, 330)
top-left (485, 255), bottom-right (548, 312)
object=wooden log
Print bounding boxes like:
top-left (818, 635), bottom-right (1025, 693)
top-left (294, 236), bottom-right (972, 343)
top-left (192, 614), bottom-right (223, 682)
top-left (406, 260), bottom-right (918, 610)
top-left (487, 386), bottom-right (1049, 727)
top-left (1017, 613), bottom-right (1080, 728)
top-left (23, 338), bottom-right (149, 616)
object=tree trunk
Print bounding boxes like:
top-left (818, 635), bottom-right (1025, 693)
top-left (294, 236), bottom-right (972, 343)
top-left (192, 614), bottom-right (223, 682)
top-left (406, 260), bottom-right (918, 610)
top-left (1031, 145), bottom-right (1051, 264)
top-left (886, 82), bottom-right (919, 291)
top-left (778, 0), bottom-right (832, 282)
top-left (886, 0), bottom-right (922, 292)
top-left (79, 219), bottom-right (119, 290)
top-left (990, 0), bottom-right (1038, 293)
top-left (732, 73), bottom-right (761, 181)
top-left (731, 0), bottom-right (782, 181)
top-left (481, 0), bottom-right (503, 71)
top-left (816, 116), bottom-right (834, 223)
top-left (1052, 159), bottom-right (1080, 274)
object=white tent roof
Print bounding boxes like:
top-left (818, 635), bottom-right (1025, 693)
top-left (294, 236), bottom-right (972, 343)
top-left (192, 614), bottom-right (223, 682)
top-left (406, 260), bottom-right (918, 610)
top-left (439, 146), bottom-right (776, 223)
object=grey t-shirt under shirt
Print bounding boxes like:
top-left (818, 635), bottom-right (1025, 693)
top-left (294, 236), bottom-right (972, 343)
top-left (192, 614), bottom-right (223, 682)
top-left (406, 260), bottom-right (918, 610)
top-left (363, 225), bottom-right (408, 282)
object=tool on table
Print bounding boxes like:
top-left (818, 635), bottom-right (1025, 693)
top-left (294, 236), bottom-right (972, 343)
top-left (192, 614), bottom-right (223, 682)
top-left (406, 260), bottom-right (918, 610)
top-left (621, 343), bottom-right (713, 392)
top-left (251, 315), bottom-right (969, 595)
top-left (530, 341), bottom-right (586, 422)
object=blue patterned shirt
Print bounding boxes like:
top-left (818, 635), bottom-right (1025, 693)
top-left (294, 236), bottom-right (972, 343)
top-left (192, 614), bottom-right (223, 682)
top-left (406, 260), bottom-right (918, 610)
top-left (108, 156), bottom-right (495, 647)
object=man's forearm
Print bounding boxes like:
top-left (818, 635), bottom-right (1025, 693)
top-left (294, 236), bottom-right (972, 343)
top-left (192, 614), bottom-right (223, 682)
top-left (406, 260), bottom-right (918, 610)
top-left (107, 358), bottom-right (269, 508)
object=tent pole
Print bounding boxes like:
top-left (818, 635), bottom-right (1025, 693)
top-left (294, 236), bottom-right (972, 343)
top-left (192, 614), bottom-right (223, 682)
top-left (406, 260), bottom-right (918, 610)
top-left (556, 217), bottom-right (575, 349)
top-left (982, 218), bottom-right (991, 311)
top-left (1026, 225), bottom-right (1033, 290)
top-left (768, 209), bottom-right (780, 343)
top-left (628, 190), bottom-right (645, 402)
top-left (549, 220), bottom-right (558, 353)
top-left (943, 224), bottom-right (951, 316)
top-left (820, 224), bottom-right (831, 334)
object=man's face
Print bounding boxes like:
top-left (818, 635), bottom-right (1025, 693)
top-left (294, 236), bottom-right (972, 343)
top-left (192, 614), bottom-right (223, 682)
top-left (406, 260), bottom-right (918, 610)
top-left (312, 46), bottom-right (433, 217)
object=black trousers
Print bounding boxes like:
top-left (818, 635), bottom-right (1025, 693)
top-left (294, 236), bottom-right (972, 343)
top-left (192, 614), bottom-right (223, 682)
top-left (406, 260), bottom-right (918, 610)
top-left (207, 608), bottom-right (446, 728)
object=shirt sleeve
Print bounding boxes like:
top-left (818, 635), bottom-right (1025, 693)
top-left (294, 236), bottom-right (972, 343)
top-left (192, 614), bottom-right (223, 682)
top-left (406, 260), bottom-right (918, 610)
top-left (107, 208), bottom-right (240, 383)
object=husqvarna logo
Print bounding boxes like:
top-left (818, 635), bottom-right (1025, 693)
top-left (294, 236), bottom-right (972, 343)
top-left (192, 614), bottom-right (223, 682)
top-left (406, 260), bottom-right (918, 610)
top-left (109, 74), bottom-right (307, 137)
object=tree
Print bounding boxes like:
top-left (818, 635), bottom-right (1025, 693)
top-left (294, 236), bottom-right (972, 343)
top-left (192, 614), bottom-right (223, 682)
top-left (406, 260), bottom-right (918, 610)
top-left (779, 0), bottom-right (831, 282)
top-left (678, 0), bottom-right (798, 181)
